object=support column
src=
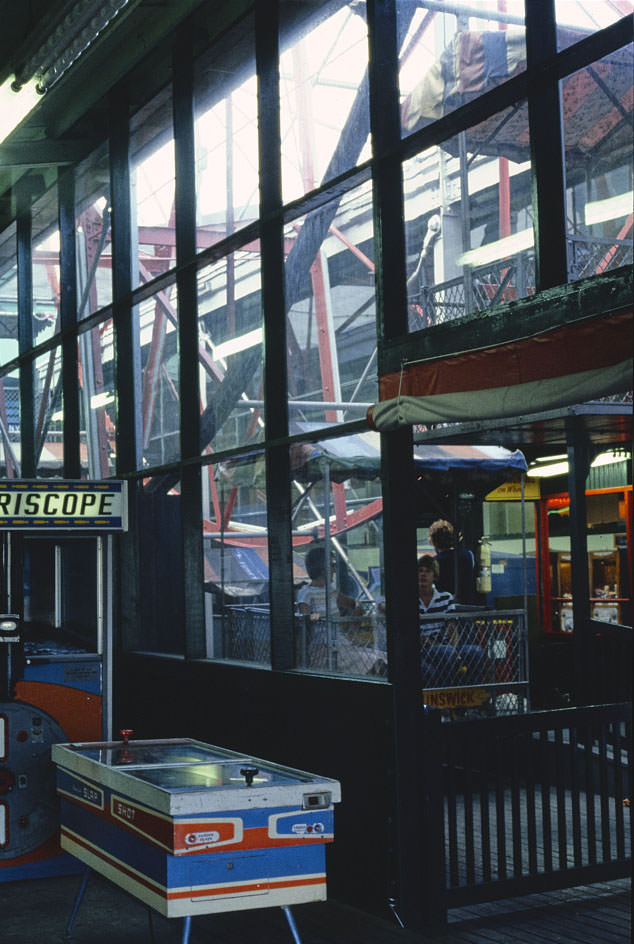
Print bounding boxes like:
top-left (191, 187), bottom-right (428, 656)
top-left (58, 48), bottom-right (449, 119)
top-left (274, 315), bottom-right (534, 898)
top-left (566, 415), bottom-right (592, 706)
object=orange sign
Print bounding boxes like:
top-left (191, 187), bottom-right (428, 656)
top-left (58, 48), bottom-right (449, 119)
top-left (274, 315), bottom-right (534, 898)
top-left (422, 687), bottom-right (491, 709)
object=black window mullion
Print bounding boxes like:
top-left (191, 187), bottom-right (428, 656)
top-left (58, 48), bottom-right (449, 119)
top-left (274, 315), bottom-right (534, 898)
top-left (109, 84), bottom-right (142, 475)
top-left (58, 168), bottom-right (81, 479)
top-left (367, 0), bottom-right (425, 932)
top-left (16, 177), bottom-right (35, 478)
top-left (257, 0), bottom-right (294, 670)
top-left (526, 0), bottom-right (568, 290)
top-left (173, 29), bottom-right (205, 660)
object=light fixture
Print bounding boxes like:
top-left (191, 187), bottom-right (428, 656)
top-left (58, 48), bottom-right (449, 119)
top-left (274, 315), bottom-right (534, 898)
top-left (12, 0), bottom-right (143, 95)
top-left (591, 450), bottom-right (631, 468)
top-left (90, 392), bottom-right (115, 409)
top-left (585, 192), bottom-right (633, 226)
top-left (528, 449), bottom-right (631, 478)
top-left (458, 228), bottom-right (534, 268)
top-left (212, 328), bottom-right (263, 361)
top-left (528, 460), bottom-right (569, 478)
top-left (0, 76), bottom-right (42, 145)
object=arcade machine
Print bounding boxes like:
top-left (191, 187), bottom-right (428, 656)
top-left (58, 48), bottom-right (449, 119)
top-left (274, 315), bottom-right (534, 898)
top-left (53, 734), bottom-right (341, 943)
top-left (0, 479), bottom-right (125, 881)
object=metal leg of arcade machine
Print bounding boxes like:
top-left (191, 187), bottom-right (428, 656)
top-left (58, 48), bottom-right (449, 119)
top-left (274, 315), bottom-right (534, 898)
top-left (282, 906), bottom-right (304, 944)
top-left (178, 908), bottom-right (304, 944)
top-left (65, 869), bottom-right (158, 943)
top-left (65, 868), bottom-right (90, 938)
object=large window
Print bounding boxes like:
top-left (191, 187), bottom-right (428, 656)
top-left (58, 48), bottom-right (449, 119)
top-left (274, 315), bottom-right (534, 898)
top-left (398, 0), bottom-right (527, 139)
top-left (290, 431), bottom-right (385, 678)
top-left (1, 0), bottom-right (630, 671)
top-left (403, 106), bottom-right (533, 330)
top-left (203, 449), bottom-right (271, 665)
top-left (194, 15), bottom-right (259, 255)
top-left (563, 46), bottom-right (634, 282)
top-left (279, 0), bottom-right (370, 204)
top-left (285, 181), bottom-right (377, 427)
top-left (75, 144), bottom-right (112, 320)
top-left (197, 253), bottom-right (264, 453)
top-left (136, 282), bottom-right (180, 469)
top-left (130, 87), bottom-right (176, 290)
top-left (78, 319), bottom-right (116, 479)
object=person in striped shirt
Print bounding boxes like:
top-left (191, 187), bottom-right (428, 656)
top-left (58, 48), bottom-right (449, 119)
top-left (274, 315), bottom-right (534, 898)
top-left (418, 554), bottom-right (461, 686)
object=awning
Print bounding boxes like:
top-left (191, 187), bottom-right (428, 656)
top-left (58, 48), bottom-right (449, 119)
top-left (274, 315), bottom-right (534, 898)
top-left (216, 424), bottom-right (525, 485)
top-left (367, 308), bottom-right (633, 433)
top-left (203, 541), bottom-right (307, 597)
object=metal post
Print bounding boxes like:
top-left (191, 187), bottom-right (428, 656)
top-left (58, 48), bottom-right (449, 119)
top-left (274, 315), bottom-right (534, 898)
top-left (180, 914), bottom-right (192, 944)
top-left (65, 868), bottom-right (90, 938)
top-left (282, 906), bottom-right (304, 944)
top-left (566, 415), bottom-right (592, 705)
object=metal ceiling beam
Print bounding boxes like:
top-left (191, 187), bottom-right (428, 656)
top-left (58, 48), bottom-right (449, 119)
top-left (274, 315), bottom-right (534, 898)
top-left (0, 139), bottom-right (94, 167)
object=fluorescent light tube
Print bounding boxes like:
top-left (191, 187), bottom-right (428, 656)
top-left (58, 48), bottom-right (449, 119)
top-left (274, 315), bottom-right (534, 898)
top-left (213, 328), bottom-right (263, 360)
top-left (458, 228), bottom-right (534, 268)
top-left (0, 77), bottom-right (41, 145)
top-left (528, 461), bottom-right (569, 478)
top-left (585, 192), bottom-right (633, 226)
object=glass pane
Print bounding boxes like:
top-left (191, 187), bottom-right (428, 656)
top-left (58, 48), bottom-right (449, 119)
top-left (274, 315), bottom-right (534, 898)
top-left (194, 13), bottom-right (258, 254)
top-left (78, 319), bottom-right (116, 479)
top-left (197, 252), bottom-right (264, 453)
top-left (404, 105), bottom-right (533, 331)
top-left (76, 143), bottom-right (112, 319)
top-left (556, 1), bottom-right (633, 51)
top-left (202, 450), bottom-right (271, 666)
top-left (136, 283), bottom-right (180, 468)
top-left (34, 346), bottom-right (63, 476)
top-left (285, 181), bottom-right (377, 429)
top-left (0, 223), bottom-right (18, 367)
top-left (280, 0), bottom-right (370, 204)
top-left (130, 86), bottom-right (176, 289)
top-left (291, 431), bottom-right (385, 678)
top-left (564, 47), bottom-right (634, 282)
top-left (0, 368), bottom-right (20, 477)
top-left (136, 476), bottom-right (186, 655)
top-left (32, 187), bottom-right (60, 345)
top-left (399, 0), bottom-right (526, 139)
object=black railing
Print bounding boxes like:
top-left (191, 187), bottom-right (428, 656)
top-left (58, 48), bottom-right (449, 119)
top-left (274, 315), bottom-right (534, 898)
top-left (409, 236), bottom-right (632, 328)
top-left (419, 702), bottom-right (632, 924)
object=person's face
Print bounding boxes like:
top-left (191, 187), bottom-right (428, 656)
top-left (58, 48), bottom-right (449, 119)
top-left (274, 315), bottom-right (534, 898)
top-left (418, 565), bottom-right (434, 594)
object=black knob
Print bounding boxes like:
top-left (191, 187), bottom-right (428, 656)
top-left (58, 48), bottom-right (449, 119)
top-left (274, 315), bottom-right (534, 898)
top-left (240, 766), bottom-right (259, 787)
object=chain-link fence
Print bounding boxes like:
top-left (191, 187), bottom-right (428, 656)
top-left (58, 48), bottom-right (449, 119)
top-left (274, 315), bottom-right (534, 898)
top-left (223, 605), bottom-right (272, 664)
top-left (221, 604), bottom-right (529, 715)
top-left (295, 606), bottom-right (387, 677)
top-left (419, 609), bottom-right (529, 716)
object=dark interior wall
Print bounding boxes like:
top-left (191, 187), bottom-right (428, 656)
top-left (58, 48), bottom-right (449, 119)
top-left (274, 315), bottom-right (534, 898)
top-left (118, 654), bottom-right (396, 916)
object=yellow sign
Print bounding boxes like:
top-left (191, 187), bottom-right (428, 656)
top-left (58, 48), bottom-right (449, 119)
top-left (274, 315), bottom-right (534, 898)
top-left (485, 479), bottom-right (540, 501)
top-left (0, 480), bottom-right (127, 530)
top-left (422, 687), bottom-right (491, 709)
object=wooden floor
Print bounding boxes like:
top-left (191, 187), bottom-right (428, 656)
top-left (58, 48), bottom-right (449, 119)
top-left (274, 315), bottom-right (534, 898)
top-left (0, 873), bottom-right (630, 943)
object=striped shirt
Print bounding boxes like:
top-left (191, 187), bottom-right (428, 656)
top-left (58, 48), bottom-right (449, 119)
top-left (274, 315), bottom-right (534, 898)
top-left (419, 586), bottom-right (455, 642)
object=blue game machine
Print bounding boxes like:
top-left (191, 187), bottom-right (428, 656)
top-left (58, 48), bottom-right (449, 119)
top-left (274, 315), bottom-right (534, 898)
top-left (0, 480), bottom-right (126, 881)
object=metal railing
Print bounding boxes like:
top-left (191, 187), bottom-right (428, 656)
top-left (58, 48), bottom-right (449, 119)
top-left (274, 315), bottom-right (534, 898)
top-left (221, 606), bottom-right (529, 716)
top-left (419, 609), bottom-right (529, 716)
top-left (419, 702), bottom-right (632, 920)
top-left (223, 605), bottom-right (272, 664)
top-left (294, 606), bottom-right (387, 677)
top-left (408, 235), bottom-right (632, 328)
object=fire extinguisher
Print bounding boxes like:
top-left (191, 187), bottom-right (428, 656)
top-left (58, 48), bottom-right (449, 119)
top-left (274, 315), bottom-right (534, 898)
top-left (476, 537), bottom-right (491, 594)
